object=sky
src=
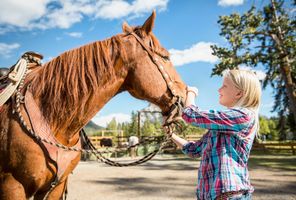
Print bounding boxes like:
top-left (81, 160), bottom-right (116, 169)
top-left (0, 0), bottom-right (284, 127)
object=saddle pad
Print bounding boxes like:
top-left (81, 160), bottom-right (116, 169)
top-left (24, 91), bottom-right (81, 181)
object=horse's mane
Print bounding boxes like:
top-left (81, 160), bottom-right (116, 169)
top-left (26, 35), bottom-right (127, 132)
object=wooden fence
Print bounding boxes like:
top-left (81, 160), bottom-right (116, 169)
top-left (88, 135), bottom-right (165, 149)
top-left (253, 141), bottom-right (296, 155)
top-left (88, 134), bottom-right (295, 155)
top-left (185, 135), bottom-right (296, 155)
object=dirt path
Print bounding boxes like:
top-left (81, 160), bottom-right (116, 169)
top-left (67, 155), bottom-right (296, 200)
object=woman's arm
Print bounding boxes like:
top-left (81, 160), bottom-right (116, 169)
top-left (182, 106), bottom-right (253, 133)
top-left (170, 132), bottom-right (207, 158)
top-left (183, 86), bottom-right (254, 133)
top-left (170, 133), bottom-right (188, 149)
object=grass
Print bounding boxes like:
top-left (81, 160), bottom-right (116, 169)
top-left (249, 151), bottom-right (296, 171)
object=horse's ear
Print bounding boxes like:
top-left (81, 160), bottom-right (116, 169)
top-left (122, 21), bottom-right (133, 34)
top-left (142, 10), bottom-right (156, 34)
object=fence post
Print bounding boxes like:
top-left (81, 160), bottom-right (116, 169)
top-left (292, 144), bottom-right (295, 155)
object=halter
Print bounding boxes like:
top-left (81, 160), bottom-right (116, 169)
top-left (129, 32), bottom-right (179, 98)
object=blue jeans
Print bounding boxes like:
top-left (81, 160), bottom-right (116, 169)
top-left (196, 192), bottom-right (252, 200)
top-left (228, 192), bottom-right (252, 200)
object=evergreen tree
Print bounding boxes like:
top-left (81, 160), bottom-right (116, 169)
top-left (128, 111), bottom-right (138, 137)
top-left (106, 117), bottom-right (117, 130)
top-left (141, 118), bottom-right (157, 136)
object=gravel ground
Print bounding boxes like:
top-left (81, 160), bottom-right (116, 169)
top-left (67, 155), bottom-right (296, 200)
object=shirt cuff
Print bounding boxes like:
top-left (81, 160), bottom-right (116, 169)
top-left (181, 142), bottom-right (190, 154)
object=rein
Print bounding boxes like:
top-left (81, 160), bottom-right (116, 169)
top-left (14, 32), bottom-right (184, 167)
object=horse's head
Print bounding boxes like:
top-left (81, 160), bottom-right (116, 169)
top-left (120, 11), bottom-right (187, 118)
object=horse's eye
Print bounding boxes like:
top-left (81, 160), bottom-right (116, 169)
top-left (162, 56), bottom-right (170, 62)
top-left (149, 40), bottom-right (154, 49)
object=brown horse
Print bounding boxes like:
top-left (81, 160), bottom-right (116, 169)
top-left (0, 11), bottom-right (186, 200)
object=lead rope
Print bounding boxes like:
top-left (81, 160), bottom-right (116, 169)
top-left (80, 128), bottom-right (174, 167)
top-left (15, 69), bottom-right (182, 167)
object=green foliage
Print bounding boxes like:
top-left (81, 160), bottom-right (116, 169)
top-left (84, 121), bottom-right (103, 135)
top-left (128, 111), bottom-right (138, 136)
top-left (106, 117), bottom-right (117, 130)
top-left (259, 116), bottom-right (270, 135)
top-left (176, 120), bottom-right (207, 137)
top-left (268, 117), bottom-right (279, 140)
top-left (141, 119), bottom-right (157, 136)
top-left (259, 116), bottom-right (279, 140)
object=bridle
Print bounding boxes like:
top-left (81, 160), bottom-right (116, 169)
top-left (127, 31), bottom-right (185, 128)
top-left (129, 31), bottom-right (180, 97)
top-left (13, 31), bottom-right (185, 167)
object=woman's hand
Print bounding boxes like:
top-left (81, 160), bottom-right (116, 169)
top-left (186, 86), bottom-right (198, 97)
top-left (185, 86), bottom-right (198, 107)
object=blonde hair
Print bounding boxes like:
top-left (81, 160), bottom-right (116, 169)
top-left (223, 69), bottom-right (262, 133)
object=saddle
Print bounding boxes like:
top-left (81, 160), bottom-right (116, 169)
top-left (0, 51), bottom-right (43, 106)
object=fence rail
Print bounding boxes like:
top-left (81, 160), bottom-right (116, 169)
top-left (88, 135), bottom-right (165, 149)
top-left (88, 135), bottom-right (295, 155)
top-left (253, 142), bottom-right (296, 155)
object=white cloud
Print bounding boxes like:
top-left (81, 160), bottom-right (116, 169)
top-left (66, 32), bottom-right (83, 38)
top-left (261, 102), bottom-right (274, 109)
top-left (0, 0), bottom-right (49, 27)
top-left (239, 65), bottom-right (266, 81)
top-left (169, 42), bottom-right (218, 66)
top-left (95, 0), bottom-right (168, 19)
top-left (218, 0), bottom-right (244, 7)
top-left (0, 42), bottom-right (20, 57)
top-left (0, 0), bottom-right (168, 32)
top-left (95, 1), bottom-right (131, 19)
top-left (92, 113), bottom-right (131, 127)
top-left (254, 70), bottom-right (267, 81)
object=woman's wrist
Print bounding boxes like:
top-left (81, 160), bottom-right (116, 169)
top-left (170, 133), bottom-right (188, 149)
top-left (187, 90), bottom-right (197, 96)
top-left (186, 86), bottom-right (198, 97)
top-left (185, 93), bottom-right (196, 106)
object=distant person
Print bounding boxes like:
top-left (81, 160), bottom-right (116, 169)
top-left (168, 69), bottom-right (261, 200)
top-left (128, 136), bottom-right (139, 158)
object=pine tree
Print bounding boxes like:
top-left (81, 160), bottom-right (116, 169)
top-left (128, 111), bottom-right (139, 137)
top-left (106, 117), bottom-right (117, 130)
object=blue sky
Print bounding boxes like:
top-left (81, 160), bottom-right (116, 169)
top-left (0, 0), bottom-right (280, 126)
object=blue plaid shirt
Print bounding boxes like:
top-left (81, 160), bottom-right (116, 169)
top-left (182, 105), bottom-right (256, 200)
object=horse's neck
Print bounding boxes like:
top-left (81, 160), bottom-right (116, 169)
top-left (30, 39), bottom-right (129, 144)
top-left (79, 74), bottom-right (127, 129)
top-left (56, 76), bottom-right (126, 145)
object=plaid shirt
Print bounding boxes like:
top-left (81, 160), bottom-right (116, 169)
top-left (182, 105), bottom-right (256, 200)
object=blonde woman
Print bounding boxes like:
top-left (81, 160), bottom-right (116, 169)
top-left (170, 69), bottom-right (261, 200)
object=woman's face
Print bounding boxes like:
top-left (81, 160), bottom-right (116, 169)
top-left (218, 77), bottom-right (242, 108)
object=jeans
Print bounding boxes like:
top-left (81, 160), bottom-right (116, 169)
top-left (196, 192), bottom-right (252, 200)
top-left (228, 192), bottom-right (252, 200)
